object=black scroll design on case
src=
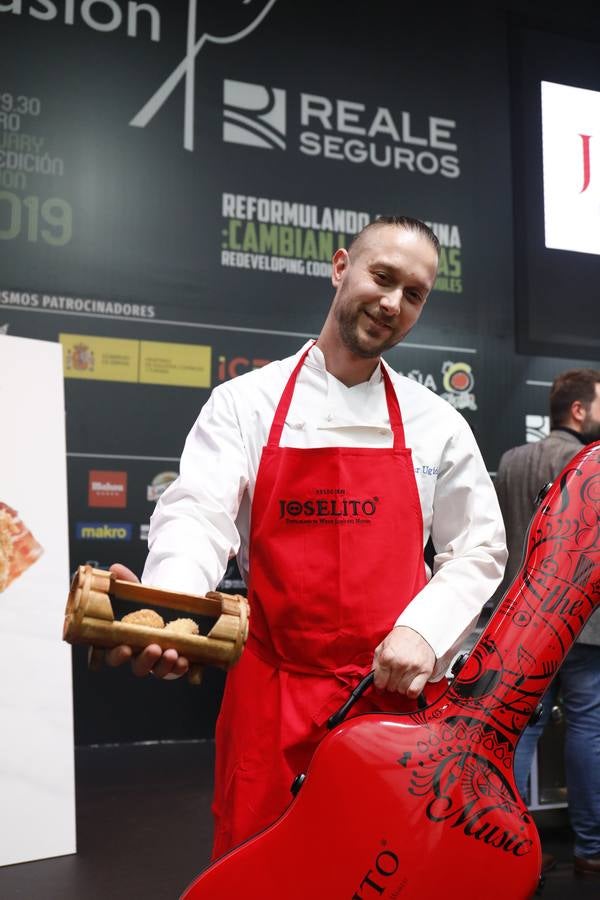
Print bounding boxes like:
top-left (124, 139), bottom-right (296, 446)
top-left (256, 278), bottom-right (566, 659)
top-left (394, 447), bottom-right (600, 858)
top-left (447, 458), bottom-right (600, 742)
top-left (408, 719), bottom-right (533, 856)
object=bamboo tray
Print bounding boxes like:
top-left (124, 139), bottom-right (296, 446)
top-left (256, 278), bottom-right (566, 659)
top-left (63, 564), bottom-right (249, 684)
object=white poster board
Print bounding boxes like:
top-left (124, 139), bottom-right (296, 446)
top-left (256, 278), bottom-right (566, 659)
top-left (0, 335), bottom-right (76, 866)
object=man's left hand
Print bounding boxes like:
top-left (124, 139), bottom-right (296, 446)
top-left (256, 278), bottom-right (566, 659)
top-left (373, 626), bottom-right (435, 698)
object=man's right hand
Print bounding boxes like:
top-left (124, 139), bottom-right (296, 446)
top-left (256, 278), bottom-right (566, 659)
top-left (102, 563), bottom-right (190, 679)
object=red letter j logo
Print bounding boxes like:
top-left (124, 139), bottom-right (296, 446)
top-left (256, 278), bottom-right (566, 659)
top-left (579, 134), bottom-right (592, 193)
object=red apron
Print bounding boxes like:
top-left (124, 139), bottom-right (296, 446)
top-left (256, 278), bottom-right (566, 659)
top-left (212, 347), bottom-right (445, 858)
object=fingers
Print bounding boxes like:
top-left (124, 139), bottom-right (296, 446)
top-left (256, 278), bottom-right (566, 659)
top-left (102, 643), bottom-right (189, 680)
top-left (102, 569), bottom-right (184, 677)
top-left (105, 644), bottom-right (134, 667)
top-left (405, 672), bottom-right (430, 700)
top-left (129, 644), bottom-right (163, 676)
top-left (140, 647), bottom-right (189, 680)
top-left (373, 654), bottom-right (427, 695)
top-left (109, 563), bottom-right (139, 583)
top-left (372, 626), bottom-right (436, 697)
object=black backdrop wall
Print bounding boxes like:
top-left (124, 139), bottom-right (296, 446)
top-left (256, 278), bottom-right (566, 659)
top-left (1, 0), bottom-right (598, 745)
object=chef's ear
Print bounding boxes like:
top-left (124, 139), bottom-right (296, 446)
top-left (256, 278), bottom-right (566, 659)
top-left (331, 247), bottom-right (350, 288)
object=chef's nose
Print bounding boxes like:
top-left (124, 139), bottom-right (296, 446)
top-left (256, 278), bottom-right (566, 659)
top-left (379, 289), bottom-right (403, 316)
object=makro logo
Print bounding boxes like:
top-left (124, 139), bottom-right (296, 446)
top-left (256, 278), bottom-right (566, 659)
top-left (223, 79), bottom-right (460, 179)
top-left (88, 469), bottom-right (127, 507)
top-left (76, 522), bottom-right (132, 540)
top-left (223, 79), bottom-right (285, 150)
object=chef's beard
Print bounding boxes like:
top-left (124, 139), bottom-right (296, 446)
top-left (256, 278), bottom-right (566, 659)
top-left (335, 305), bottom-right (402, 358)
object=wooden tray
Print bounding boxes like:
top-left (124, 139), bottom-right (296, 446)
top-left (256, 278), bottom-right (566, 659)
top-left (63, 565), bottom-right (249, 684)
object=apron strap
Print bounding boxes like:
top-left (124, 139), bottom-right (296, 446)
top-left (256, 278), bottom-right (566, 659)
top-left (267, 345), bottom-right (312, 448)
top-left (267, 344), bottom-right (407, 450)
top-left (381, 364), bottom-right (406, 450)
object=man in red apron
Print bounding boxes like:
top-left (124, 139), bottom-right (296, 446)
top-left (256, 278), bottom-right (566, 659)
top-left (210, 218), bottom-right (443, 857)
top-left (107, 216), bottom-right (502, 858)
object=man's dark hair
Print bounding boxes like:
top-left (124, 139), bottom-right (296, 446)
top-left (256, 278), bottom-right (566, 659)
top-left (550, 368), bottom-right (600, 428)
top-left (348, 215), bottom-right (440, 256)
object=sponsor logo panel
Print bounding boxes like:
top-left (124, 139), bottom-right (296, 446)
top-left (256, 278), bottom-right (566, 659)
top-left (223, 79), bottom-right (286, 150)
top-left (395, 359), bottom-right (477, 411)
top-left (217, 354), bottom-right (271, 382)
top-left (222, 79), bottom-right (461, 180)
top-left (147, 471), bottom-right (178, 502)
top-left (76, 522), bottom-right (133, 541)
top-left (440, 361), bottom-right (477, 411)
top-left (139, 341), bottom-right (211, 388)
top-left (61, 333), bottom-right (138, 382)
top-left (88, 470), bottom-right (127, 508)
top-left (60, 333), bottom-right (212, 387)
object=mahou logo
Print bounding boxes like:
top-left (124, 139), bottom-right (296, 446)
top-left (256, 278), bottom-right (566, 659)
top-left (88, 470), bottom-right (127, 508)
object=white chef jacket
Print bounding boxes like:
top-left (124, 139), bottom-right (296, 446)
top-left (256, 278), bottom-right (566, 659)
top-left (143, 342), bottom-right (507, 679)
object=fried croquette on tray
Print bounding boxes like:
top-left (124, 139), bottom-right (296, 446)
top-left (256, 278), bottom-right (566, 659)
top-left (121, 609), bottom-right (165, 628)
top-left (164, 618), bottom-right (199, 635)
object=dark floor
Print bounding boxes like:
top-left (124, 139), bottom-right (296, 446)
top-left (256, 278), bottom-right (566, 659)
top-left (0, 741), bottom-right (598, 899)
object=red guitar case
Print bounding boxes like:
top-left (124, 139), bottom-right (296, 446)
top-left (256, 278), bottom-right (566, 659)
top-left (181, 441), bottom-right (600, 899)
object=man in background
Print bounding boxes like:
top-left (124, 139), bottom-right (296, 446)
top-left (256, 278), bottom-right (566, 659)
top-left (495, 368), bottom-right (600, 877)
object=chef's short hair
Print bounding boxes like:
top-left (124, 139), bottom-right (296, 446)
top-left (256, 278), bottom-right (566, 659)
top-left (550, 368), bottom-right (600, 428)
top-left (348, 216), bottom-right (440, 257)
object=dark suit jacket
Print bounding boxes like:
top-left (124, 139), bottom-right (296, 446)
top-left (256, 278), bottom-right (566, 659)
top-left (495, 429), bottom-right (600, 646)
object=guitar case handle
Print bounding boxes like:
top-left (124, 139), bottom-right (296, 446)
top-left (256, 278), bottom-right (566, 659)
top-left (326, 671), bottom-right (426, 729)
